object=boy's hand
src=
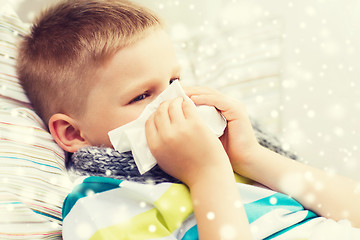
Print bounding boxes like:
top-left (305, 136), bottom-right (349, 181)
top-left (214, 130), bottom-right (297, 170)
top-left (185, 86), bottom-right (261, 176)
top-left (146, 96), bottom-right (254, 239)
top-left (145, 97), bottom-right (232, 187)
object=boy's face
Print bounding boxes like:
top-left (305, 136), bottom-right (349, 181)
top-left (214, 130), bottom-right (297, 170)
top-left (77, 29), bottom-right (181, 148)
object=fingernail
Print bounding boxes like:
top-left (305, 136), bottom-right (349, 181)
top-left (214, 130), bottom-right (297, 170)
top-left (184, 98), bottom-right (194, 105)
top-left (190, 95), bottom-right (198, 101)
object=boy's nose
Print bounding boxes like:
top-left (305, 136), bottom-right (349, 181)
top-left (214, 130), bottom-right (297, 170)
top-left (159, 79), bottom-right (179, 93)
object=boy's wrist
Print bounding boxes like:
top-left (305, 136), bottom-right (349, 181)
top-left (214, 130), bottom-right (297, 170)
top-left (235, 145), bottom-right (292, 187)
top-left (231, 144), bottom-right (268, 179)
top-left (186, 157), bottom-right (234, 189)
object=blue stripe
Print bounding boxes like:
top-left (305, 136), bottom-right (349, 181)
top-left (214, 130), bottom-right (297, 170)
top-left (0, 156), bottom-right (62, 170)
top-left (180, 193), bottom-right (318, 240)
top-left (62, 176), bottom-right (123, 219)
top-left (32, 210), bottom-right (62, 222)
top-left (179, 192), bottom-right (311, 239)
top-left (2, 201), bottom-right (63, 221)
top-left (264, 212), bottom-right (317, 239)
top-left (181, 225), bottom-right (198, 240)
top-left (0, 201), bottom-right (22, 204)
top-left (244, 192), bottom-right (306, 223)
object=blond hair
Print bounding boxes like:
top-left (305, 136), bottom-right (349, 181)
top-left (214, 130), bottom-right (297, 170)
top-left (17, 0), bottom-right (162, 126)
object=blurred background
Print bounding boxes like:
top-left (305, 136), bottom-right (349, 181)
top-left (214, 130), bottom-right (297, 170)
top-left (7, 0), bottom-right (360, 181)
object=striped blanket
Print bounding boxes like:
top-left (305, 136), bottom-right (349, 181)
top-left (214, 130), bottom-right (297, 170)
top-left (62, 176), bottom-right (360, 240)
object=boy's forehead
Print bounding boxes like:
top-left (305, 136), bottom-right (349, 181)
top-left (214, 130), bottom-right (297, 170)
top-left (95, 30), bottom-right (179, 89)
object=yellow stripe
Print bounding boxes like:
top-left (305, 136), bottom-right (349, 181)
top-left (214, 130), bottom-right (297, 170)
top-left (90, 184), bottom-right (193, 239)
top-left (90, 208), bottom-right (170, 240)
top-left (153, 184), bottom-right (193, 231)
top-left (234, 173), bottom-right (253, 184)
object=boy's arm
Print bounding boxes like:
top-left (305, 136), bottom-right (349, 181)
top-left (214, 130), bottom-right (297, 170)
top-left (188, 164), bottom-right (252, 240)
top-left (237, 146), bottom-right (360, 228)
top-left (187, 87), bottom-right (360, 228)
top-left (145, 97), bottom-right (252, 240)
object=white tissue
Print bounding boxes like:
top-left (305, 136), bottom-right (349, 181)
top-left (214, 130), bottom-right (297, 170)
top-left (108, 80), bottom-right (227, 174)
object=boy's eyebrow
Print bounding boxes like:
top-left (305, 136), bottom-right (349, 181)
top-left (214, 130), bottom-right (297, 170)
top-left (119, 65), bottom-right (183, 97)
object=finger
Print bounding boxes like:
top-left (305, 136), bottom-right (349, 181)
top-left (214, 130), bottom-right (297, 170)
top-left (154, 100), bottom-right (171, 131)
top-left (190, 94), bottom-right (244, 122)
top-left (183, 85), bottom-right (226, 107)
top-left (182, 98), bottom-right (199, 120)
top-left (168, 97), bottom-right (185, 123)
top-left (190, 94), bottom-right (228, 109)
top-left (145, 113), bottom-right (158, 148)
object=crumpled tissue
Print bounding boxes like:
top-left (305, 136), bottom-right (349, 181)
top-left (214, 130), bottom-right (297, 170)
top-left (108, 80), bottom-right (227, 174)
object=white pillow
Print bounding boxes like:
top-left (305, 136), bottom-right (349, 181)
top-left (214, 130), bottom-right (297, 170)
top-left (0, 5), bottom-right (29, 104)
top-left (0, 4), bottom-right (72, 239)
top-left (172, 17), bottom-right (283, 134)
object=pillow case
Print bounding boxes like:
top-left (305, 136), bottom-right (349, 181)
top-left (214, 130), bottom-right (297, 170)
top-left (0, 5), bottom-right (29, 104)
top-left (0, 4), bottom-right (72, 240)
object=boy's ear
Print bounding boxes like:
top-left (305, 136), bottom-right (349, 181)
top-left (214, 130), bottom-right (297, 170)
top-left (48, 114), bottom-right (89, 153)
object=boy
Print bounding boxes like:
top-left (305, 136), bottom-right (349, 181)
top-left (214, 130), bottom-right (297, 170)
top-left (17, 0), bottom-right (360, 239)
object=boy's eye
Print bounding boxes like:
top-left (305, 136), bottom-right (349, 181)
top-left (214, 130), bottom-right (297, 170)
top-left (129, 78), bottom-right (180, 104)
top-left (129, 92), bottom-right (150, 104)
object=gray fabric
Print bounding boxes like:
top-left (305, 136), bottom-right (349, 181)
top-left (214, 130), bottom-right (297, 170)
top-left (69, 147), bottom-right (181, 184)
top-left (68, 123), bottom-right (297, 184)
